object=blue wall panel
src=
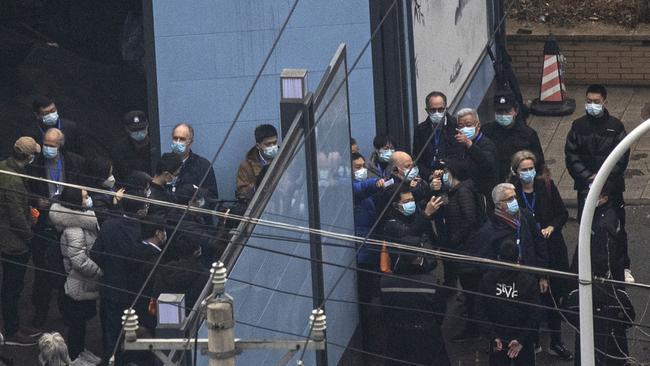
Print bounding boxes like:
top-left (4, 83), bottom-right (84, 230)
top-left (153, 0), bottom-right (376, 200)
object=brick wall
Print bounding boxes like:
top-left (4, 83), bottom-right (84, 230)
top-left (507, 34), bottom-right (650, 85)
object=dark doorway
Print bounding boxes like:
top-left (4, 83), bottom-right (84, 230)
top-left (0, 0), bottom-right (150, 158)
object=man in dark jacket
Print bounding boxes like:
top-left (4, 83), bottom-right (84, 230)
top-left (169, 123), bottom-right (219, 199)
top-left (26, 128), bottom-right (84, 326)
top-left (375, 151), bottom-right (432, 214)
top-left (236, 124), bottom-right (278, 201)
top-left (412, 91), bottom-right (464, 182)
top-left (483, 92), bottom-right (545, 182)
top-left (565, 84), bottom-right (632, 282)
top-left (111, 110), bottom-right (158, 181)
top-left (21, 95), bottom-right (83, 156)
top-left (454, 108), bottom-right (498, 200)
top-left (148, 153), bottom-right (182, 218)
top-left (0, 137), bottom-right (41, 345)
top-left (90, 192), bottom-right (151, 362)
top-left (379, 186), bottom-right (448, 366)
top-left (476, 240), bottom-right (541, 365)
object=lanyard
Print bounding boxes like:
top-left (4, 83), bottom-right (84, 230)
top-left (48, 158), bottom-right (63, 182)
top-left (430, 128), bottom-right (442, 167)
top-left (514, 219), bottom-right (522, 260)
top-left (521, 191), bottom-right (536, 214)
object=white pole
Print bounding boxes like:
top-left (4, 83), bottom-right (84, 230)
top-left (578, 118), bottom-right (650, 365)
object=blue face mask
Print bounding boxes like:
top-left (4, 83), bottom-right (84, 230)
top-left (495, 114), bottom-right (514, 127)
top-left (401, 201), bottom-right (416, 216)
top-left (429, 112), bottom-right (444, 124)
top-left (585, 103), bottom-right (604, 117)
top-left (43, 146), bottom-right (58, 159)
top-left (262, 145), bottom-right (279, 159)
top-left (506, 199), bottom-right (519, 215)
top-left (403, 166), bottom-right (419, 182)
top-left (460, 126), bottom-right (476, 140)
top-left (378, 148), bottom-right (394, 162)
top-left (130, 129), bottom-right (148, 142)
top-left (171, 140), bottom-right (187, 155)
top-left (42, 111), bottom-right (59, 126)
top-left (519, 169), bottom-right (536, 184)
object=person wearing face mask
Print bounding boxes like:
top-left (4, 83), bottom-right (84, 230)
top-left (378, 187), bottom-right (448, 366)
top-left (367, 134), bottom-right (396, 178)
top-left (81, 156), bottom-right (125, 226)
top-left (434, 161), bottom-right (487, 341)
top-left (236, 124), bottom-right (280, 201)
top-left (89, 191), bottom-right (150, 363)
top-left (565, 84), bottom-right (633, 284)
top-left (169, 123), bottom-right (219, 199)
top-left (413, 91), bottom-right (465, 183)
top-left (483, 92), bottom-right (545, 182)
top-left (110, 111), bottom-right (157, 182)
top-left (510, 150), bottom-right (573, 360)
top-left (48, 187), bottom-right (102, 363)
top-left (453, 108), bottom-right (498, 201)
top-left (467, 183), bottom-right (549, 319)
top-left (21, 95), bottom-right (83, 156)
top-left (0, 137), bottom-right (42, 345)
top-left (148, 153), bottom-right (183, 217)
top-left (375, 151), bottom-right (433, 218)
top-left (25, 128), bottom-right (85, 327)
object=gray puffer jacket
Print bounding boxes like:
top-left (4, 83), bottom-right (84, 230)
top-left (49, 203), bottom-right (102, 301)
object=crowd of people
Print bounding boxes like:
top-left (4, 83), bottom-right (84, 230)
top-left (0, 84), bottom-right (638, 366)
top-left (350, 85), bottom-right (636, 366)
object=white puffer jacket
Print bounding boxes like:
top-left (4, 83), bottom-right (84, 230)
top-left (49, 203), bottom-right (102, 301)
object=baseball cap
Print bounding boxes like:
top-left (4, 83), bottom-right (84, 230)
top-left (123, 110), bottom-right (148, 130)
top-left (14, 136), bottom-right (41, 155)
top-left (494, 92), bottom-right (517, 111)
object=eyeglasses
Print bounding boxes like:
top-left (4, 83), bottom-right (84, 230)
top-left (428, 107), bottom-right (446, 113)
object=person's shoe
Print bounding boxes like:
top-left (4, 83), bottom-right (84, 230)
top-left (549, 342), bottom-right (574, 361)
top-left (534, 344), bottom-right (542, 354)
top-left (4, 330), bottom-right (38, 346)
top-left (625, 269), bottom-right (635, 283)
top-left (79, 349), bottom-right (102, 365)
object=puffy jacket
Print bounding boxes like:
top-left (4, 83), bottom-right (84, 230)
top-left (482, 116), bottom-right (545, 182)
top-left (412, 114), bottom-right (465, 180)
top-left (49, 203), bottom-right (102, 301)
top-left (565, 110), bottom-right (629, 192)
top-left (438, 179), bottom-right (482, 250)
top-left (0, 158), bottom-right (33, 255)
top-left (236, 146), bottom-right (267, 200)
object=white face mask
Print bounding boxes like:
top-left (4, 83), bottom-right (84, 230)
top-left (84, 196), bottom-right (93, 209)
top-left (42, 111), bottom-right (59, 126)
top-left (102, 175), bottom-right (116, 189)
top-left (354, 167), bottom-right (368, 181)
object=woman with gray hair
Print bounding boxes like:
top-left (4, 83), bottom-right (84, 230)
top-left (38, 332), bottom-right (71, 366)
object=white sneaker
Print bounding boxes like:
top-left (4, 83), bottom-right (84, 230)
top-left (79, 349), bottom-right (102, 365)
top-left (624, 269), bottom-right (635, 283)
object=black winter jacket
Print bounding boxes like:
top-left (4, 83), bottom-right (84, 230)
top-left (438, 179), bottom-right (482, 250)
top-left (565, 110), bottom-right (629, 192)
top-left (460, 133), bottom-right (498, 199)
top-left (172, 151), bottom-right (219, 199)
top-left (482, 117), bottom-right (545, 182)
top-left (91, 216), bottom-right (150, 303)
top-left (466, 209), bottom-right (548, 269)
top-left (110, 136), bottom-right (157, 181)
top-left (412, 114), bottom-right (465, 180)
top-left (476, 269), bottom-right (541, 345)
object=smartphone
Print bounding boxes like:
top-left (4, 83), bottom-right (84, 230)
top-left (384, 178), bottom-right (395, 187)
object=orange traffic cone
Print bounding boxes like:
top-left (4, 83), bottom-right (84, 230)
top-left (530, 36), bottom-right (575, 116)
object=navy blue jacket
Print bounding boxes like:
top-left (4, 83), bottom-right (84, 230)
top-left (173, 151), bottom-right (219, 199)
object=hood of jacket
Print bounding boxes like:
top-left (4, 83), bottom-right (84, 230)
top-left (49, 203), bottom-right (98, 232)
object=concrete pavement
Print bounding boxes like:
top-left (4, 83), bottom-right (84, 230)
top-left (522, 84), bottom-right (650, 204)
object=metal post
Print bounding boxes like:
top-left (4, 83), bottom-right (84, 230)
top-left (578, 118), bottom-right (650, 365)
top-left (302, 93), bottom-right (328, 366)
top-left (207, 262), bottom-right (236, 366)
